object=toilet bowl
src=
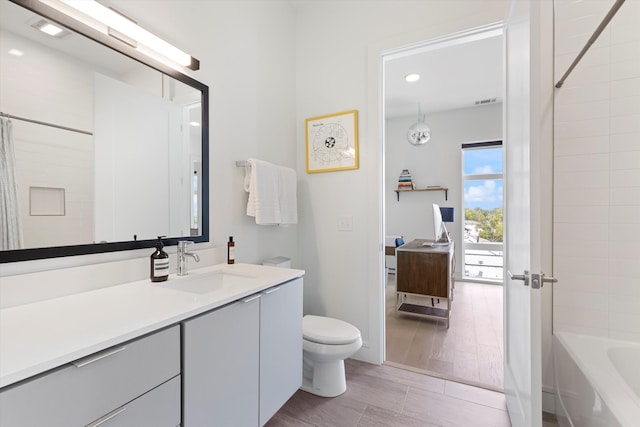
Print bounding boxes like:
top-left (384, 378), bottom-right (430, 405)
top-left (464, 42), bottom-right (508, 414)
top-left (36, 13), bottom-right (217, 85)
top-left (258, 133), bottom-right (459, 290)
top-left (301, 315), bottom-right (362, 397)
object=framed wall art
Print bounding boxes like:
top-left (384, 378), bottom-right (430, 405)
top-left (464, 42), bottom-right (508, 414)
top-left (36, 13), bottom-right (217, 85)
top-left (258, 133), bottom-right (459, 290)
top-left (305, 109), bottom-right (358, 173)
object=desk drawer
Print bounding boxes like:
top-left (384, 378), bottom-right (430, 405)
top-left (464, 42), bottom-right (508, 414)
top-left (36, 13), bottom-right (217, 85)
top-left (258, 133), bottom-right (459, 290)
top-left (0, 325), bottom-right (180, 427)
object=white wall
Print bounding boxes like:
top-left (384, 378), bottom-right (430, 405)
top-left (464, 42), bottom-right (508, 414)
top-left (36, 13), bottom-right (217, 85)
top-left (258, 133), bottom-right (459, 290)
top-left (385, 104), bottom-right (502, 278)
top-left (295, 0), bottom-right (510, 363)
top-left (553, 0), bottom-right (640, 342)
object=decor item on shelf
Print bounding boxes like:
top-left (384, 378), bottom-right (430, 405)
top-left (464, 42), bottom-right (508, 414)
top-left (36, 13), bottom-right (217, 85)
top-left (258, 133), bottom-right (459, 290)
top-left (407, 104), bottom-right (431, 146)
top-left (397, 169), bottom-right (414, 190)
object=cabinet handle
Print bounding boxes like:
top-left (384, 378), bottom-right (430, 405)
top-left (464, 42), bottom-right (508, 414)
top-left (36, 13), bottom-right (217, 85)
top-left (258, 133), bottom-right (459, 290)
top-left (72, 345), bottom-right (126, 368)
top-left (85, 406), bottom-right (127, 427)
top-left (262, 286), bottom-right (281, 295)
top-left (241, 294), bottom-right (261, 303)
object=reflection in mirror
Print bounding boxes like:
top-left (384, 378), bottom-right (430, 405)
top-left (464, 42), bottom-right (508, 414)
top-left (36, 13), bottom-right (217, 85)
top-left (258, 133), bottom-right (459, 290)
top-left (0, 0), bottom-right (208, 262)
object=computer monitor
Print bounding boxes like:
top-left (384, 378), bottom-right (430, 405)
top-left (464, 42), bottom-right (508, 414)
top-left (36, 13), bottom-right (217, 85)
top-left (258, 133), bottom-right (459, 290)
top-left (432, 203), bottom-right (450, 244)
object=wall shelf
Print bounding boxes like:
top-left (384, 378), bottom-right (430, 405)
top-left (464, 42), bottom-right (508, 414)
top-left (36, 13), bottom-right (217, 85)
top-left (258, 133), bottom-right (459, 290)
top-left (394, 187), bottom-right (448, 201)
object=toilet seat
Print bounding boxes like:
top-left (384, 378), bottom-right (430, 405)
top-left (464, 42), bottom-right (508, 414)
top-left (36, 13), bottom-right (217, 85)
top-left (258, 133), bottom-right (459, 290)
top-left (303, 315), bottom-right (361, 345)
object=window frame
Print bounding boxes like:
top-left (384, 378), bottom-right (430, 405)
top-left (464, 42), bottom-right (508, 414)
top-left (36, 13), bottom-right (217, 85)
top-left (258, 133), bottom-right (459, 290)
top-left (460, 140), bottom-right (504, 282)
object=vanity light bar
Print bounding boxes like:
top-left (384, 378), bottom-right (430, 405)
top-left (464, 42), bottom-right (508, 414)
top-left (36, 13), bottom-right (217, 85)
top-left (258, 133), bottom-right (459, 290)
top-left (41, 0), bottom-right (199, 70)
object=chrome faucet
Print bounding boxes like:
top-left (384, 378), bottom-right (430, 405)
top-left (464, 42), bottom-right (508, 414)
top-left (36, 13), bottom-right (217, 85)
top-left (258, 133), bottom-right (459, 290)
top-left (177, 241), bottom-right (200, 276)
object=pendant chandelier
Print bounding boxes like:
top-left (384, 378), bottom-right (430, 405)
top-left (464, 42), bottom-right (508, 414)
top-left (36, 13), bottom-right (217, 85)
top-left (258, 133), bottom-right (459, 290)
top-left (407, 105), bottom-right (431, 146)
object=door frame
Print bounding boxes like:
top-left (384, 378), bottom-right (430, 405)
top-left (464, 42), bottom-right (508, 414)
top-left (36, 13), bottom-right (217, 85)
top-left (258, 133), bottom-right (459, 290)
top-left (372, 21), bottom-right (506, 365)
top-left (369, 1), bottom-right (555, 418)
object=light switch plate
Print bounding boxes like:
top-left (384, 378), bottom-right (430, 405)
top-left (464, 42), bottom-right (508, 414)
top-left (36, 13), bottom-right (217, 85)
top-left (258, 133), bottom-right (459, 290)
top-left (337, 216), bottom-right (353, 231)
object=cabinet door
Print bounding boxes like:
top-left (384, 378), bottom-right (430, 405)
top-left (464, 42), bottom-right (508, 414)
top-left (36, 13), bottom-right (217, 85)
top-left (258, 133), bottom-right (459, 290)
top-left (183, 296), bottom-right (260, 427)
top-left (259, 278), bottom-right (303, 426)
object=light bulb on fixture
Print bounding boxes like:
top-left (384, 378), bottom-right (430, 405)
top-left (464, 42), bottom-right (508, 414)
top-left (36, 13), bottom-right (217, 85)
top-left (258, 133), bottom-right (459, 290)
top-left (407, 105), bottom-right (431, 146)
top-left (404, 73), bottom-right (420, 83)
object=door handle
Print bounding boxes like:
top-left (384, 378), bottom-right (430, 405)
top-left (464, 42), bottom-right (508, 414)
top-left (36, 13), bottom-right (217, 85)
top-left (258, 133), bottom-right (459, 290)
top-left (85, 407), bottom-right (127, 427)
top-left (241, 294), bottom-right (261, 303)
top-left (531, 273), bottom-right (557, 289)
top-left (72, 345), bottom-right (126, 368)
top-left (507, 270), bottom-right (530, 286)
top-left (262, 286), bottom-right (281, 295)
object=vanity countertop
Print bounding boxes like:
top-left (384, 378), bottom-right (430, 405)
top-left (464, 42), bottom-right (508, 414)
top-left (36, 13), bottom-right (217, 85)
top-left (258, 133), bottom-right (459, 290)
top-left (0, 263), bottom-right (304, 389)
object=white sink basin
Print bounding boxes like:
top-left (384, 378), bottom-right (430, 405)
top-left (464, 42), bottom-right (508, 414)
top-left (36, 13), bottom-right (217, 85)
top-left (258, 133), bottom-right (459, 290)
top-left (160, 269), bottom-right (259, 294)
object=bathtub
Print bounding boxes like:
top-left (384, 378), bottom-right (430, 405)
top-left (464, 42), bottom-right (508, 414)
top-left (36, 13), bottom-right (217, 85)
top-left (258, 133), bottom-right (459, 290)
top-left (554, 332), bottom-right (640, 427)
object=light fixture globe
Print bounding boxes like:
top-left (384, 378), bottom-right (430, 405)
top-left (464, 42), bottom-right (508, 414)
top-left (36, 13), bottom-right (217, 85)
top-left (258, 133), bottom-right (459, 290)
top-left (407, 120), bottom-right (431, 145)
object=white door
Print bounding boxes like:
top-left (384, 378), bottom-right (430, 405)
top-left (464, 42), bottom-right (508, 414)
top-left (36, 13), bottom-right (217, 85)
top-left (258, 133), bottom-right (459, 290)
top-left (503, 1), bottom-right (552, 426)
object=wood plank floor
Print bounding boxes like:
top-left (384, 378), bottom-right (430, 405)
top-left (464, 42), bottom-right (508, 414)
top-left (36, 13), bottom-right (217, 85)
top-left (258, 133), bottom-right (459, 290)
top-left (267, 359), bottom-right (512, 427)
top-left (267, 274), bottom-right (559, 426)
top-left (386, 275), bottom-right (504, 390)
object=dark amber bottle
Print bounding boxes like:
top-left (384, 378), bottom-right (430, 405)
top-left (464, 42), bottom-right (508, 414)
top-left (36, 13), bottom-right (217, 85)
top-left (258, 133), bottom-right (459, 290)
top-left (227, 236), bottom-right (235, 264)
top-left (150, 236), bottom-right (169, 282)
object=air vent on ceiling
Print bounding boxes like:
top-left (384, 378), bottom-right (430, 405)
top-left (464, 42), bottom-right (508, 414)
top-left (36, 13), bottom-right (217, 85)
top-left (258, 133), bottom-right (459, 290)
top-left (474, 98), bottom-right (498, 106)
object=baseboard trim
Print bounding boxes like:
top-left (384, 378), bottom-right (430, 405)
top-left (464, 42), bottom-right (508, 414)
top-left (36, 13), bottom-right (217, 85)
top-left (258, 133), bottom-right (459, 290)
top-left (542, 387), bottom-right (556, 414)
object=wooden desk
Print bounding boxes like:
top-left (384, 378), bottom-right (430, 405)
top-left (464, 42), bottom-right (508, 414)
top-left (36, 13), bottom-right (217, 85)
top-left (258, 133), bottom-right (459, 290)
top-left (396, 239), bottom-right (454, 326)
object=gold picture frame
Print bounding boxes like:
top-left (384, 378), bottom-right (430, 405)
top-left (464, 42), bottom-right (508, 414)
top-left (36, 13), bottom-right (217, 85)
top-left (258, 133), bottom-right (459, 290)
top-left (305, 109), bottom-right (359, 173)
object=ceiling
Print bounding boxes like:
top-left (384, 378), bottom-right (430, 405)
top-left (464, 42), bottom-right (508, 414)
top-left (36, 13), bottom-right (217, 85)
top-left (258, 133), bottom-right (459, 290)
top-left (384, 31), bottom-right (504, 119)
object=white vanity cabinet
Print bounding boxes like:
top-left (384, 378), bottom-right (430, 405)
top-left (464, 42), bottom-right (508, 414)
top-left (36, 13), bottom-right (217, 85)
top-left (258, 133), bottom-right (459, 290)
top-left (183, 277), bottom-right (303, 427)
top-left (183, 293), bottom-right (261, 426)
top-left (0, 325), bottom-right (181, 427)
top-left (259, 278), bottom-right (303, 426)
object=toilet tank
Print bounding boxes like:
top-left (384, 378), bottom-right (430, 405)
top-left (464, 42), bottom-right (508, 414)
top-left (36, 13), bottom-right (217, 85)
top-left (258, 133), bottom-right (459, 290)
top-left (262, 256), bottom-right (291, 268)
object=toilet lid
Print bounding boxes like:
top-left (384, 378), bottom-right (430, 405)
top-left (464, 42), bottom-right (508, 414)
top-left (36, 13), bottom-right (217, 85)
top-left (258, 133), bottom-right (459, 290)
top-left (303, 315), bottom-right (361, 345)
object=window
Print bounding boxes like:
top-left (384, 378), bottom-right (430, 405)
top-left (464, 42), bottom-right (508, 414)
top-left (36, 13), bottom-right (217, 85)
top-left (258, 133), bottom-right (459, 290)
top-left (461, 141), bottom-right (503, 281)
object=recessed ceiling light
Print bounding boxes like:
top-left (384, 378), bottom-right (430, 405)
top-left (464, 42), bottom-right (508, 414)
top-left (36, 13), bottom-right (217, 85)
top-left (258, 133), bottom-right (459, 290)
top-left (405, 73), bottom-right (420, 83)
top-left (189, 121), bottom-right (200, 127)
top-left (8, 48), bottom-right (25, 57)
top-left (31, 20), bottom-right (69, 38)
top-left (38, 22), bottom-right (63, 36)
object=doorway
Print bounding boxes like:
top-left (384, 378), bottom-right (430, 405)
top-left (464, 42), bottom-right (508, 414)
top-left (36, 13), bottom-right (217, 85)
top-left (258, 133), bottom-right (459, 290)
top-left (382, 24), bottom-right (505, 391)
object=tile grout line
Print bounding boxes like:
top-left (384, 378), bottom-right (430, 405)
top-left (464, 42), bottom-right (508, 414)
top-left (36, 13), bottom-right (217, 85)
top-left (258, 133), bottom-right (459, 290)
top-left (443, 380), bottom-right (509, 413)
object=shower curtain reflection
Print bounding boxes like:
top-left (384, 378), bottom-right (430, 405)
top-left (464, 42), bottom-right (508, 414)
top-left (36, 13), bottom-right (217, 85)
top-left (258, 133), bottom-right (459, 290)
top-left (0, 117), bottom-right (23, 250)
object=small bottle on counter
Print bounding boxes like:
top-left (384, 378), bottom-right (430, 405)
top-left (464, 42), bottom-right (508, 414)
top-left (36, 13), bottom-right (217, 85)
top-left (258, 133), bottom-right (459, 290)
top-left (227, 236), bottom-right (235, 264)
top-left (150, 236), bottom-right (169, 282)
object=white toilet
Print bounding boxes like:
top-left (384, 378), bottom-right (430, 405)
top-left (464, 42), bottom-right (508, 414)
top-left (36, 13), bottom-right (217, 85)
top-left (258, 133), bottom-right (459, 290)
top-left (301, 315), bottom-right (362, 397)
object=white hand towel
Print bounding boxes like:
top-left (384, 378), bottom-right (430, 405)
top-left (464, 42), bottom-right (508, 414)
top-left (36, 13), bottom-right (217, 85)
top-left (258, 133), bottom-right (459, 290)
top-left (245, 158), bottom-right (298, 225)
top-left (246, 158), bottom-right (281, 225)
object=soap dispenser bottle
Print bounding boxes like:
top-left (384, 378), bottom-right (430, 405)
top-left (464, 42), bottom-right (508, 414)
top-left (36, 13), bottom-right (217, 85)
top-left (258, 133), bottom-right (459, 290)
top-left (151, 236), bottom-right (169, 282)
top-left (227, 236), bottom-right (235, 264)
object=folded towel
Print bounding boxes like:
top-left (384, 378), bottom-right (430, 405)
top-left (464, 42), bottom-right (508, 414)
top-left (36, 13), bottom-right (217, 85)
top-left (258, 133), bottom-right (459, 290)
top-left (245, 158), bottom-right (297, 225)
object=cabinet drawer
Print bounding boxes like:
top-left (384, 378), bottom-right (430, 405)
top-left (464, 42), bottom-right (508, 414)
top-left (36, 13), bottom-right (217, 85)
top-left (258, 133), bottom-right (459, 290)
top-left (0, 325), bottom-right (180, 427)
top-left (85, 375), bottom-right (181, 427)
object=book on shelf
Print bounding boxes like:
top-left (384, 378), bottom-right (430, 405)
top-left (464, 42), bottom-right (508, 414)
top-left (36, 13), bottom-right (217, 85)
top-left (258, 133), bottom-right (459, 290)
top-left (398, 169), bottom-right (414, 190)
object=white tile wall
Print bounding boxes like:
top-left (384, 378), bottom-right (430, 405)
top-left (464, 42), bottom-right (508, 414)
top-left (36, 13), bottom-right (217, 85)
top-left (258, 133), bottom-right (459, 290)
top-left (554, 0), bottom-right (640, 342)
